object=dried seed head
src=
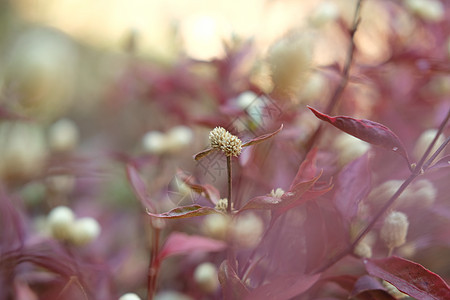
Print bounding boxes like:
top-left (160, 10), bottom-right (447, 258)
top-left (380, 211), bottom-right (409, 250)
top-left (209, 127), bottom-right (242, 157)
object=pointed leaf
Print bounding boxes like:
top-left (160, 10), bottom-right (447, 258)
top-left (333, 154), bottom-right (371, 223)
top-left (245, 273), bottom-right (320, 300)
top-left (146, 204), bottom-right (220, 219)
top-left (365, 256), bottom-right (450, 299)
top-left (219, 260), bottom-right (249, 299)
top-left (428, 155), bottom-right (450, 171)
top-left (242, 124), bottom-right (283, 147)
top-left (126, 164), bottom-right (156, 212)
top-left (158, 232), bottom-right (226, 261)
top-left (239, 174), bottom-right (320, 212)
top-left (194, 148), bottom-right (215, 161)
top-left (291, 148), bottom-right (318, 189)
top-left (176, 170), bottom-right (220, 204)
top-left (308, 106), bottom-right (410, 165)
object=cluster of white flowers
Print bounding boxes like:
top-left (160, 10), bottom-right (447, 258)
top-left (209, 127), bottom-right (242, 157)
top-left (142, 126), bottom-right (193, 154)
top-left (46, 206), bottom-right (101, 246)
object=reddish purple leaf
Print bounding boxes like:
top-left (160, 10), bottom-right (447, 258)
top-left (242, 124), bottom-right (283, 147)
top-left (304, 201), bottom-right (327, 273)
top-left (365, 256), bottom-right (450, 299)
top-left (290, 148), bottom-right (318, 189)
top-left (176, 170), bottom-right (220, 204)
top-left (245, 273), bottom-right (320, 300)
top-left (308, 106), bottom-right (410, 166)
top-left (428, 155), bottom-right (450, 170)
top-left (333, 153), bottom-right (371, 223)
top-left (146, 204), bottom-right (220, 219)
top-left (219, 260), bottom-right (249, 299)
top-left (319, 275), bottom-right (358, 292)
top-left (126, 164), bottom-right (156, 212)
top-left (239, 174), bottom-right (320, 212)
top-left (351, 275), bottom-right (395, 299)
top-left (158, 232), bottom-right (226, 261)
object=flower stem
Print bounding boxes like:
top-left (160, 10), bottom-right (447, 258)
top-left (227, 156), bottom-right (232, 214)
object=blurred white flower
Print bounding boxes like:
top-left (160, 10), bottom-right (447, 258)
top-left (48, 118), bottom-right (80, 152)
top-left (69, 217), bottom-right (101, 246)
top-left (119, 293), bottom-right (141, 300)
top-left (333, 133), bottom-right (370, 167)
top-left (230, 212), bottom-right (264, 248)
top-left (412, 129), bottom-right (445, 162)
top-left (194, 262), bottom-right (220, 293)
top-left (47, 206), bottom-right (75, 241)
top-left (380, 211), bottom-right (409, 250)
top-left (309, 1), bottom-right (340, 27)
top-left (404, 0), bottom-right (444, 22)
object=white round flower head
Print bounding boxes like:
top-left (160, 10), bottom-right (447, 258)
top-left (194, 262), bottom-right (220, 293)
top-left (119, 293), bottom-right (142, 300)
top-left (47, 206), bottom-right (75, 241)
top-left (380, 211), bottom-right (409, 250)
top-left (69, 217), bottom-right (101, 246)
top-left (209, 127), bottom-right (242, 157)
top-left (230, 212), bottom-right (264, 248)
top-left (202, 214), bottom-right (230, 240)
top-left (408, 179), bottom-right (437, 207)
top-left (333, 133), bottom-right (371, 167)
top-left (412, 129), bottom-right (445, 161)
top-left (48, 118), bottom-right (80, 152)
top-left (142, 131), bottom-right (167, 154)
top-left (166, 126), bottom-right (193, 148)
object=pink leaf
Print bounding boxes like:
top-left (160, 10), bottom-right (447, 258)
top-left (365, 256), bottom-right (450, 299)
top-left (428, 155), bottom-right (450, 170)
top-left (242, 124), bottom-right (283, 147)
top-left (351, 275), bottom-right (395, 299)
top-left (219, 260), bottom-right (249, 299)
top-left (146, 204), bottom-right (220, 219)
top-left (176, 170), bottom-right (220, 204)
top-left (333, 154), bottom-right (371, 223)
top-left (245, 273), bottom-right (320, 300)
top-left (308, 106), bottom-right (410, 166)
top-left (158, 232), bottom-right (226, 262)
top-left (126, 164), bottom-right (156, 212)
top-left (290, 148), bottom-right (318, 189)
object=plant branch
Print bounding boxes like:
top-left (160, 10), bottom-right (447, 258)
top-left (147, 223), bottom-right (161, 300)
top-left (227, 156), bottom-right (232, 214)
top-left (313, 107), bottom-right (450, 274)
top-left (304, 0), bottom-right (363, 153)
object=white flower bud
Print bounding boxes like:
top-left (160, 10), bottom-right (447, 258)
top-left (142, 131), bottom-right (167, 154)
top-left (48, 206), bottom-right (75, 241)
top-left (0, 122), bottom-right (48, 181)
top-left (202, 214), bottom-right (230, 240)
top-left (119, 293), bottom-right (141, 300)
top-left (165, 126), bottom-right (193, 152)
top-left (404, 0), bottom-right (444, 22)
top-left (380, 211), bottom-right (409, 250)
top-left (354, 241), bottom-right (372, 258)
top-left (309, 2), bottom-right (339, 27)
top-left (214, 198), bottom-right (229, 213)
top-left (209, 127), bottom-right (242, 157)
top-left (270, 188), bottom-right (285, 198)
top-left (194, 262), bottom-right (220, 293)
top-left (69, 217), bottom-right (101, 246)
top-left (230, 213), bottom-right (264, 248)
top-left (333, 133), bottom-right (371, 167)
top-left (382, 281), bottom-right (408, 299)
top-left (48, 118), bottom-right (80, 152)
top-left (413, 129), bottom-right (445, 161)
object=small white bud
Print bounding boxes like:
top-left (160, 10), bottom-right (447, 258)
top-left (119, 293), bottom-right (141, 300)
top-left (48, 206), bottom-right (75, 241)
top-left (333, 133), bottom-right (371, 167)
top-left (270, 188), bottom-right (285, 198)
top-left (380, 211), bottom-right (409, 250)
top-left (230, 213), bottom-right (264, 248)
top-left (194, 262), bottom-right (220, 293)
top-left (214, 198), bottom-right (229, 213)
top-left (48, 119), bottom-right (79, 152)
top-left (202, 214), bottom-right (230, 240)
top-left (142, 131), bottom-right (167, 154)
top-left (165, 126), bottom-right (193, 152)
top-left (69, 217), bottom-right (101, 246)
top-left (413, 129), bottom-right (445, 161)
